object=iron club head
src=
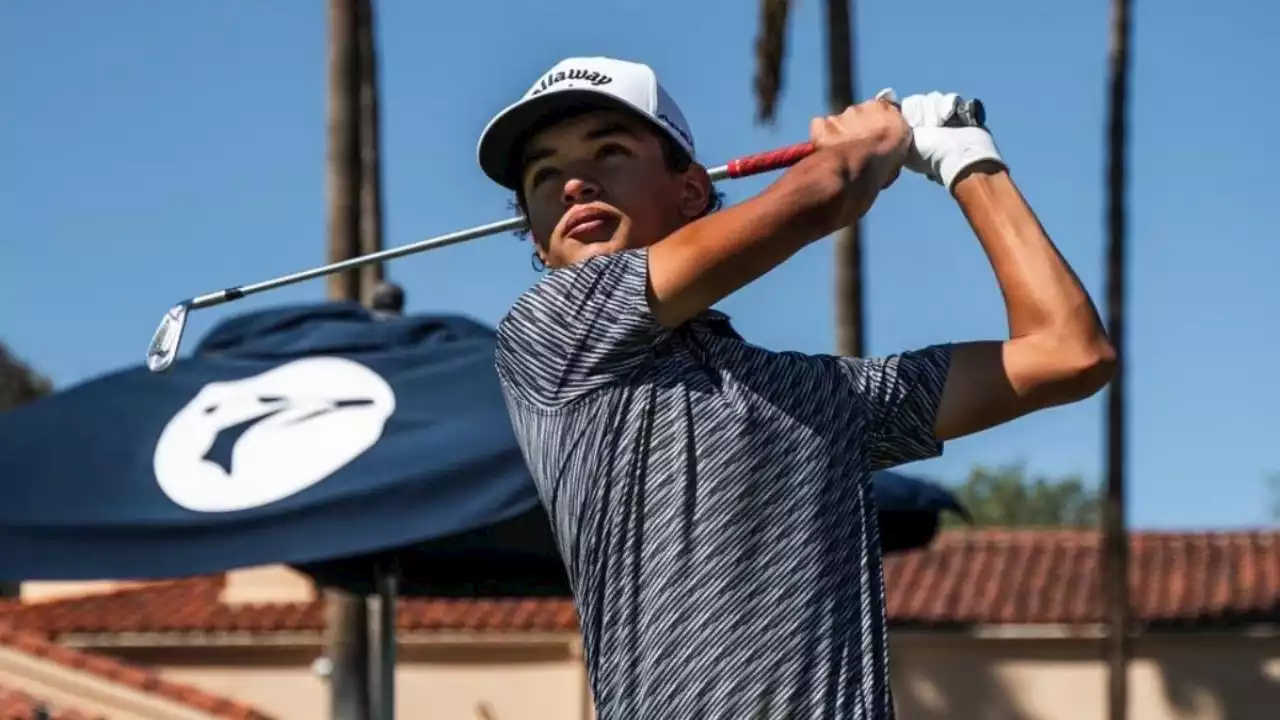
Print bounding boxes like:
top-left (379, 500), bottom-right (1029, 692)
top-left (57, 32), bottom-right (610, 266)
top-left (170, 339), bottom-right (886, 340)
top-left (146, 301), bottom-right (191, 373)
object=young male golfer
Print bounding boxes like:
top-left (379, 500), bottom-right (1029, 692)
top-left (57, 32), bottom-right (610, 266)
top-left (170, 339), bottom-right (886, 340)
top-left (477, 56), bottom-right (1114, 719)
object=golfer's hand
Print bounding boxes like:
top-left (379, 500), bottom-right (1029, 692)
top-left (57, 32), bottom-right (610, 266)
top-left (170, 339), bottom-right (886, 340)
top-left (899, 91), bottom-right (1006, 192)
top-left (808, 97), bottom-right (911, 222)
top-left (810, 98), bottom-right (911, 184)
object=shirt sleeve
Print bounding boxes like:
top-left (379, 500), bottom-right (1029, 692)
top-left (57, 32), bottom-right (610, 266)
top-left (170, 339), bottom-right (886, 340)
top-left (835, 344), bottom-right (953, 470)
top-left (495, 248), bottom-right (668, 409)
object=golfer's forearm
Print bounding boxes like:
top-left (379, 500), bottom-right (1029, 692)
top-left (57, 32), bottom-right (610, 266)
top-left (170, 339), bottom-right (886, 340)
top-left (647, 147), bottom-right (875, 328)
top-left (927, 165), bottom-right (1113, 440)
top-left (953, 164), bottom-right (1114, 372)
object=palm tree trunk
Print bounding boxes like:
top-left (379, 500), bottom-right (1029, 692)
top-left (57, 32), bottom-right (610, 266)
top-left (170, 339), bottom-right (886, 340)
top-left (355, 0), bottom-right (385, 302)
top-left (326, 0), bottom-right (362, 303)
top-left (325, 590), bottom-right (371, 720)
top-left (324, 0), bottom-right (372, 718)
top-left (1103, 0), bottom-right (1133, 718)
top-left (824, 0), bottom-right (864, 358)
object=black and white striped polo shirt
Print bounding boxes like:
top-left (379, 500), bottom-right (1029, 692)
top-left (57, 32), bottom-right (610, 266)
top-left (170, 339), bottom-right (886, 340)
top-left (495, 248), bottom-right (951, 720)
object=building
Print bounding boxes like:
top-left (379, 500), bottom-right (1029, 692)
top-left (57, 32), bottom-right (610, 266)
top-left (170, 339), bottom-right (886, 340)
top-left (0, 623), bottom-right (271, 719)
top-left (4, 529), bottom-right (1278, 720)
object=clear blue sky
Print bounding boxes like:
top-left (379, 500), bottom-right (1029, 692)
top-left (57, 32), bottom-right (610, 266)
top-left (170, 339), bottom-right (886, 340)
top-left (2, 1), bottom-right (1276, 529)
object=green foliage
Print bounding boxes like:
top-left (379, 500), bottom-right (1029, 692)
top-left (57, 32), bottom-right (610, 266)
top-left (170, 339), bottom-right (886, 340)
top-left (943, 462), bottom-right (1102, 528)
top-left (1265, 473), bottom-right (1280, 522)
top-left (0, 341), bottom-right (52, 411)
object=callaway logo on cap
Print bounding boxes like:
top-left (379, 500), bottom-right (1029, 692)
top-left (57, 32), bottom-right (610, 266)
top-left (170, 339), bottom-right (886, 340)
top-left (477, 57), bottom-right (697, 190)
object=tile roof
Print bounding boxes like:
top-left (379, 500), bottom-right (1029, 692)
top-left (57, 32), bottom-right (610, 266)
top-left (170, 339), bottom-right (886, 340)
top-left (0, 601), bottom-right (21, 622)
top-left (0, 625), bottom-right (274, 719)
top-left (0, 685), bottom-right (98, 720)
top-left (882, 528), bottom-right (1280, 629)
top-left (7, 530), bottom-right (1278, 638)
top-left (9, 577), bottom-right (581, 636)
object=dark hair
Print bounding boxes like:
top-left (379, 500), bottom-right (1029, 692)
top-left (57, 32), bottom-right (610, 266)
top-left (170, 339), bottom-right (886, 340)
top-left (507, 106), bottom-right (726, 240)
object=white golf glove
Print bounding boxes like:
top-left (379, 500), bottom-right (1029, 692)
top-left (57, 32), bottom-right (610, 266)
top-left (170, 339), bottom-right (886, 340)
top-left (879, 89), bottom-right (1005, 192)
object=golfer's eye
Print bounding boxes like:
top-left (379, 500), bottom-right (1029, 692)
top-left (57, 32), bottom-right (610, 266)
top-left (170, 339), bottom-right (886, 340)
top-left (528, 166), bottom-right (559, 190)
top-left (596, 143), bottom-right (631, 160)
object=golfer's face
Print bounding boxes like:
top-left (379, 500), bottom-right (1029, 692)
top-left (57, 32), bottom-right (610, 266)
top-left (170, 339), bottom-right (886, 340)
top-left (520, 110), bottom-right (689, 269)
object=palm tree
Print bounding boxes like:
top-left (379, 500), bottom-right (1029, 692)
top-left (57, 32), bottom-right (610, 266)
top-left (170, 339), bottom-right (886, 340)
top-left (1102, 0), bottom-right (1133, 718)
top-left (326, 0), bottom-right (363, 305)
top-left (753, 0), bottom-right (865, 357)
top-left (356, 0), bottom-right (385, 304)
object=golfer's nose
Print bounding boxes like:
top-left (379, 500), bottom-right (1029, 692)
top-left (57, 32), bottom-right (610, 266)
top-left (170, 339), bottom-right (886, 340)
top-left (562, 176), bottom-right (601, 206)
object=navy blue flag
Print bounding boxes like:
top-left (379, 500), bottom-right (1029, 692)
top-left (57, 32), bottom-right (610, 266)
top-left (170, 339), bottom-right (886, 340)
top-left (0, 302), bottom-right (966, 595)
top-left (0, 303), bottom-right (556, 590)
top-left (874, 470), bottom-right (972, 557)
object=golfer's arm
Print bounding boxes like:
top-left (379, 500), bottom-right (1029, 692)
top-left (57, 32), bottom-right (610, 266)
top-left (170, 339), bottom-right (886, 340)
top-left (933, 163), bottom-right (1116, 442)
top-left (645, 146), bottom-right (880, 329)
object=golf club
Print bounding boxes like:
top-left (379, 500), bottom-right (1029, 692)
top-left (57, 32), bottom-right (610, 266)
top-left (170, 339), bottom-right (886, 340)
top-left (146, 97), bottom-right (985, 373)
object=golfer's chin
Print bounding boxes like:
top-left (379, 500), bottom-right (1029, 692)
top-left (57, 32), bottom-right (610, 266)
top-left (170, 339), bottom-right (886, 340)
top-left (551, 231), bottom-right (638, 268)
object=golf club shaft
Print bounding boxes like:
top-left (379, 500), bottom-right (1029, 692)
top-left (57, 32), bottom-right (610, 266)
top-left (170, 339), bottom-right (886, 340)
top-left (185, 96), bottom-right (986, 310)
top-left (190, 216), bottom-right (527, 309)
top-left (148, 97), bottom-right (986, 373)
top-left (187, 142), bottom-right (819, 310)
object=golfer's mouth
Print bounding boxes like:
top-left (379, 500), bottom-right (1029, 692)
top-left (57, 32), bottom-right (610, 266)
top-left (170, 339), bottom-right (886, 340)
top-left (563, 207), bottom-right (618, 242)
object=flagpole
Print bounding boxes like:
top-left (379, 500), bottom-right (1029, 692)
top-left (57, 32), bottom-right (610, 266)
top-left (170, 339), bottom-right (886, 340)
top-left (367, 281), bottom-right (404, 720)
top-left (372, 563), bottom-right (399, 720)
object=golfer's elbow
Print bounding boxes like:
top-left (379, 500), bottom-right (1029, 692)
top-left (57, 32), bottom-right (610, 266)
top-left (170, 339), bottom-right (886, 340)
top-left (1060, 334), bottom-right (1116, 401)
top-left (1022, 328), bottom-right (1116, 406)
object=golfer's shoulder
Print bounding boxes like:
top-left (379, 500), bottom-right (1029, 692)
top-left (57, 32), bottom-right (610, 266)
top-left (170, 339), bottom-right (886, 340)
top-left (544, 251), bottom-right (647, 299)
top-left (499, 251), bottom-right (649, 335)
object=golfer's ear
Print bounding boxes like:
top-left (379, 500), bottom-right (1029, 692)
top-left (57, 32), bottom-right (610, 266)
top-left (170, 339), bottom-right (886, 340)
top-left (679, 164), bottom-right (712, 219)
top-left (533, 235), bottom-right (552, 266)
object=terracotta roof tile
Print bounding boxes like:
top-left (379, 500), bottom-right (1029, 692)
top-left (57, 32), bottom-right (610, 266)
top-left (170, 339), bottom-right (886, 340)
top-left (10, 577), bottom-right (581, 635)
top-left (0, 625), bottom-right (274, 719)
top-left (881, 529), bottom-right (1280, 628)
top-left (0, 602), bottom-right (21, 626)
top-left (8, 530), bottom-right (1278, 638)
top-left (0, 685), bottom-right (100, 720)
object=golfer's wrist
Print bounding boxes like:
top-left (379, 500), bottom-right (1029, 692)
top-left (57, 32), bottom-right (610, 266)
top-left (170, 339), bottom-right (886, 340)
top-left (818, 141), bottom-right (898, 224)
top-left (938, 130), bottom-right (1005, 192)
top-left (951, 160), bottom-right (1011, 200)
top-left (768, 149), bottom-right (862, 234)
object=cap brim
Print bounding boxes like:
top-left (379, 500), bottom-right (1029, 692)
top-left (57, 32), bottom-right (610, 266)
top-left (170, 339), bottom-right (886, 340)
top-left (477, 88), bottom-right (658, 191)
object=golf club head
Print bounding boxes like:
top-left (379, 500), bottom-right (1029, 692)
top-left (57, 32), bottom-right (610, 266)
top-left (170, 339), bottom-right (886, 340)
top-left (146, 301), bottom-right (190, 373)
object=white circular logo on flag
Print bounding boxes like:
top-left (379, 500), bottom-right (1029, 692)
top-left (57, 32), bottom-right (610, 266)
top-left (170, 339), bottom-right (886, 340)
top-left (153, 357), bottom-right (396, 513)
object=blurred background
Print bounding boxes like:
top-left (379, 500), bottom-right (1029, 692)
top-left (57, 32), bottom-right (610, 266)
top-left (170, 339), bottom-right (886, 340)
top-left (1, 1), bottom-right (1277, 719)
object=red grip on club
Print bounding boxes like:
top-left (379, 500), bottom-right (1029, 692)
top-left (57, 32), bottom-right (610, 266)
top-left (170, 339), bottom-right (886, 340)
top-left (725, 142), bottom-right (817, 179)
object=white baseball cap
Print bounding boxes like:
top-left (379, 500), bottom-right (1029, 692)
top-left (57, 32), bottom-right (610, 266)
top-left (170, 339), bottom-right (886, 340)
top-left (476, 57), bottom-right (697, 190)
